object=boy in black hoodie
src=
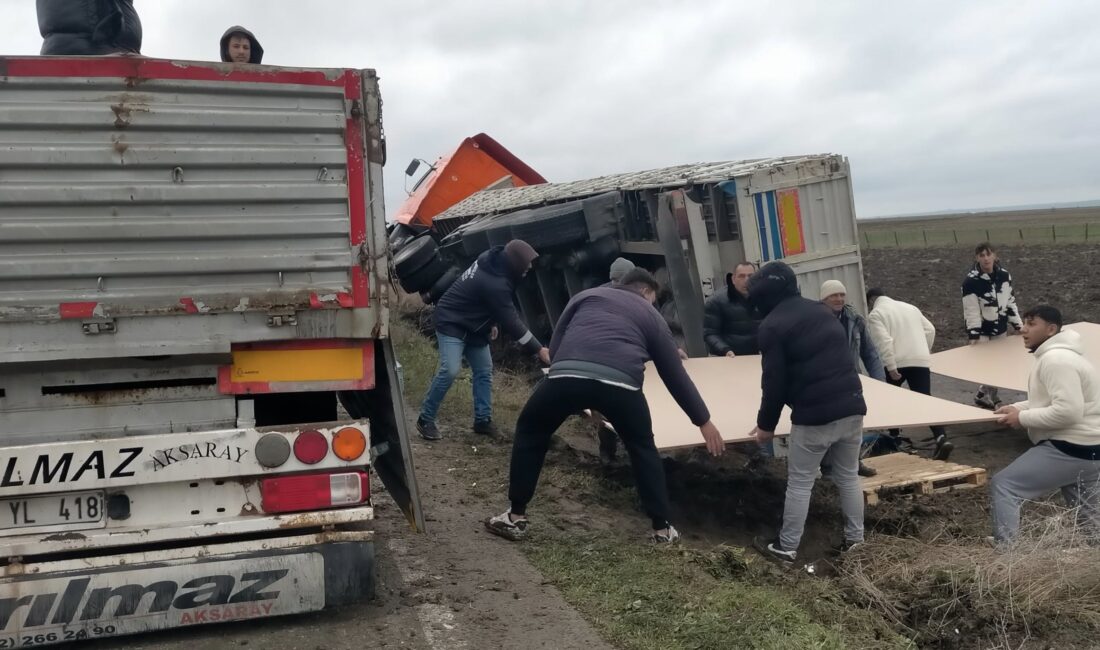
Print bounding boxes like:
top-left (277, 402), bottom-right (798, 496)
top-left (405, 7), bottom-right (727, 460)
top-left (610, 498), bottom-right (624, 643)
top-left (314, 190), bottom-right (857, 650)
top-left (220, 26), bottom-right (264, 64)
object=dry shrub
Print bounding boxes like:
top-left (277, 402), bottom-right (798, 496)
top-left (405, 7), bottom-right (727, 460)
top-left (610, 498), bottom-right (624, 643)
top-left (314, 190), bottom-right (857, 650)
top-left (840, 502), bottom-right (1100, 647)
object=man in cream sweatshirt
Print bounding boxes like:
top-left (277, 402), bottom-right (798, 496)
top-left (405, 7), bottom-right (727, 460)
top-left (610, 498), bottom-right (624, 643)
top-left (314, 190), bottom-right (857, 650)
top-left (992, 305), bottom-right (1100, 544)
top-left (865, 288), bottom-right (951, 460)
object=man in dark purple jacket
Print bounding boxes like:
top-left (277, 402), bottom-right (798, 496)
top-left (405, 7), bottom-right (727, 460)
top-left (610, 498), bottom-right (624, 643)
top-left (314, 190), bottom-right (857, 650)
top-left (485, 269), bottom-right (725, 544)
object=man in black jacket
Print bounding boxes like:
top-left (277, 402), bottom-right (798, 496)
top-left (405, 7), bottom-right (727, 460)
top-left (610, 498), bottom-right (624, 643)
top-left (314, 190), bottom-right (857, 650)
top-left (485, 268), bottom-right (724, 544)
top-left (703, 261), bottom-right (762, 357)
top-left (417, 240), bottom-right (549, 441)
top-left (747, 262), bottom-right (867, 565)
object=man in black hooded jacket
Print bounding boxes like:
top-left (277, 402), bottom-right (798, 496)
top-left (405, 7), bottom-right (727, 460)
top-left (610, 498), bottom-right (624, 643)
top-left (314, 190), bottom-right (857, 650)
top-left (220, 26), bottom-right (264, 64)
top-left (417, 240), bottom-right (550, 441)
top-left (747, 262), bottom-right (867, 566)
top-left (703, 261), bottom-right (762, 357)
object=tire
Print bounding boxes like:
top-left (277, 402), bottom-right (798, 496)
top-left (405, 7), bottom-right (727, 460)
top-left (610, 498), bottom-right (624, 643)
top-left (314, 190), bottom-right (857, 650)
top-left (420, 266), bottom-right (461, 304)
top-left (393, 234), bottom-right (438, 277)
top-left (388, 223), bottom-right (419, 251)
top-left (398, 254), bottom-right (449, 293)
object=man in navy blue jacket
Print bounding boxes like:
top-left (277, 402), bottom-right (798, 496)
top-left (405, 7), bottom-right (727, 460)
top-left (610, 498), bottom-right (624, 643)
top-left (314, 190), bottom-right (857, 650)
top-left (747, 262), bottom-right (867, 565)
top-left (485, 268), bottom-right (724, 544)
top-left (417, 240), bottom-right (549, 441)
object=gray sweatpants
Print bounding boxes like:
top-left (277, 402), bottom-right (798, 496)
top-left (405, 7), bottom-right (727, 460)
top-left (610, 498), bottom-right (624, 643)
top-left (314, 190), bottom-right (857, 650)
top-left (780, 414), bottom-right (865, 551)
top-left (990, 441), bottom-right (1100, 543)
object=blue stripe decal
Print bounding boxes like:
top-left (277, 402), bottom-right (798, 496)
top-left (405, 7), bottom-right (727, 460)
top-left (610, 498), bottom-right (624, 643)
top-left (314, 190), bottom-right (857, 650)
top-left (765, 191), bottom-right (783, 260)
top-left (754, 193), bottom-right (770, 262)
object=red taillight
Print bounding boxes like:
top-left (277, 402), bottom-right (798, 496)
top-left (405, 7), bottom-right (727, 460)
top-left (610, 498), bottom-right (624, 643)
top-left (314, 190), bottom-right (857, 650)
top-left (260, 471), bottom-right (369, 514)
top-left (293, 430), bottom-right (328, 464)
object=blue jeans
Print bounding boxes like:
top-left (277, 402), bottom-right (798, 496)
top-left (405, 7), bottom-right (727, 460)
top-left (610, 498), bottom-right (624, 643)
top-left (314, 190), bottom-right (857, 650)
top-left (419, 333), bottom-right (493, 424)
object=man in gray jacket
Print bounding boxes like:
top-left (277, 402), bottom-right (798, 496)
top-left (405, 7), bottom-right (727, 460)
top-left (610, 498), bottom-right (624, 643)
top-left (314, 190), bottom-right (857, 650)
top-left (485, 268), bottom-right (724, 544)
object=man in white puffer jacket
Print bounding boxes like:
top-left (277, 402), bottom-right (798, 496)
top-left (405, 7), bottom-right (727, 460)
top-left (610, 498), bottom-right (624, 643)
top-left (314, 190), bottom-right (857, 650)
top-left (992, 305), bottom-right (1100, 544)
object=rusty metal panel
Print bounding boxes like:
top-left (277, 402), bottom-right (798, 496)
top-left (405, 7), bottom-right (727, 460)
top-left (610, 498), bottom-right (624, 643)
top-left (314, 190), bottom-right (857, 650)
top-left (0, 74), bottom-right (357, 324)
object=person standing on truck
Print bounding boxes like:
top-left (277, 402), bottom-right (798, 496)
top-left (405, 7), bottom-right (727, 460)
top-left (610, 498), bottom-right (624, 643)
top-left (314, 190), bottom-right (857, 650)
top-left (220, 26), bottom-right (264, 64)
top-left (866, 288), bottom-right (953, 461)
top-left (417, 240), bottom-right (550, 441)
top-left (990, 306), bottom-right (1100, 545)
top-left (703, 261), bottom-right (762, 357)
top-left (747, 262), bottom-right (867, 565)
top-left (485, 268), bottom-right (725, 544)
top-left (963, 242), bottom-right (1023, 410)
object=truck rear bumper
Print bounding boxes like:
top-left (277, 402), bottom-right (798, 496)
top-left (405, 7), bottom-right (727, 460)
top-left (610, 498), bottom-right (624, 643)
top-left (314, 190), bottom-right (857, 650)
top-left (0, 505), bottom-right (374, 559)
top-left (0, 530), bottom-right (374, 647)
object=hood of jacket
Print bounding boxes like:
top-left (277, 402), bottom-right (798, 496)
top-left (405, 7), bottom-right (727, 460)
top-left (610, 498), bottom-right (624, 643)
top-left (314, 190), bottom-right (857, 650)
top-left (1034, 329), bottom-right (1084, 357)
top-left (220, 25), bottom-right (264, 63)
top-left (477, 246), bottom-right (518, 283)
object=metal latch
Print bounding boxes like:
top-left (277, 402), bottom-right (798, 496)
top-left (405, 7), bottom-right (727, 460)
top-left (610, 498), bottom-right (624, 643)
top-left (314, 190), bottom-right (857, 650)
top-left (81, 318), bottom-right (117, 335)
top-left (266, 310), bottom-right (297, 328)
top-left (369, 441), bottom-right (391, 462)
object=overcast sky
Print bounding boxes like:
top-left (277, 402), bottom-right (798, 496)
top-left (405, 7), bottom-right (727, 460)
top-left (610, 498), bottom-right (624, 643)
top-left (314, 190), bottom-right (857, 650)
top-left (3, 1), bottom-right (1097, 217)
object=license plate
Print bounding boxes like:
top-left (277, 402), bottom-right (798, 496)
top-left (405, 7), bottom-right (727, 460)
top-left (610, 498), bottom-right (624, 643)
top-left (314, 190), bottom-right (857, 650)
top-left (0, 491), bottom-right (105, 530)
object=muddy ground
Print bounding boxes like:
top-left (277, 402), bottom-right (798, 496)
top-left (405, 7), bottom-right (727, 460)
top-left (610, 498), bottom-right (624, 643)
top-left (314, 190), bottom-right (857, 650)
top-left (862, 242), bottom-right (1100, 351)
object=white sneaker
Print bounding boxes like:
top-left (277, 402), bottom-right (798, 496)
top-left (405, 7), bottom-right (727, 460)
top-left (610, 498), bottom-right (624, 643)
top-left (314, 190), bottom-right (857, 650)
top-left (485, 510), bottom-right (528, 541)
top-left (652, 525), bottom-right (681, 544)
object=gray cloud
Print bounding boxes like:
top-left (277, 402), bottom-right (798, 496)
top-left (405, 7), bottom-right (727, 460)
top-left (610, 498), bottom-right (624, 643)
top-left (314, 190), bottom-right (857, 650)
top-left (2, 0), bottom-right (1096, 217)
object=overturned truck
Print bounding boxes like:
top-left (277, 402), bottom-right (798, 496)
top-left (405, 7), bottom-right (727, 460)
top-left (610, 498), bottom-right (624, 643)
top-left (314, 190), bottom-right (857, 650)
top-left (391, 154), bottom-right (868, 354)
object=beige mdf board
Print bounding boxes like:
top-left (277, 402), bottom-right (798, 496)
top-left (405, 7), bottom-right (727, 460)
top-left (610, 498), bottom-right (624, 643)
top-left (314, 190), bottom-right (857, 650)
top-left (929, 322), bottom-right (1100, 392)
top-left (642, 356), bottom-right (998, 451)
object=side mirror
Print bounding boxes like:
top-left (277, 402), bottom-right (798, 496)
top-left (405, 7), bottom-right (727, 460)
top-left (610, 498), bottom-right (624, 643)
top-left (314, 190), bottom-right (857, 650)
top-left (404, 159), bottom-right (421, 177)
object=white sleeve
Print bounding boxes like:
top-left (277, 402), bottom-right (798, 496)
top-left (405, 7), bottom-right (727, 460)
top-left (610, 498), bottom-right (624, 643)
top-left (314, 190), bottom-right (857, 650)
top-left (1018, 361), bottom-right (1085, 430)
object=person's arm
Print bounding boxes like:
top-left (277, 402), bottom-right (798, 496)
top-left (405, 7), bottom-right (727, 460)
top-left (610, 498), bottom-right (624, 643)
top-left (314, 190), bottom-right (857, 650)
top-left (857, 319), bottom-right (887, 381)
top-left (1018, 360), bottom-right (1085, 430)
top-left (1004, 272), bottom-right (1023, 331)
top-left (756, 325), bottom-right (787, 432)
top-left (962, 280), bottom-right (983, 340)
top-left (920, 312), bottom-right (936, 350)
top-left (487, 283), bottom-right (542, 355)
top-left (867, 310), bottom-right (897, 372)
top-left (702, 298), bottom-right (731, 356)
top-left (648, 313), bottom-right (710, 426)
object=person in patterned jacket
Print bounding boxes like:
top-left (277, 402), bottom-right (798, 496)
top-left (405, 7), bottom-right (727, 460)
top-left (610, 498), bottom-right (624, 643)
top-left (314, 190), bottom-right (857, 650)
top-left (962, 242), bottom-right (1023, 409)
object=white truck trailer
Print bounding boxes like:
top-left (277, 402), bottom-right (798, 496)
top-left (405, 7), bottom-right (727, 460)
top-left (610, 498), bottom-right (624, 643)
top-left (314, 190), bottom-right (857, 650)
top-left (0, 55), bottom-right (421, 646)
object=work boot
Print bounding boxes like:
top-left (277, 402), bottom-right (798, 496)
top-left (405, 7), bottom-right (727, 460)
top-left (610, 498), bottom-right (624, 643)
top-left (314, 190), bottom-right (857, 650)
top-left (473, 418), bottom-right (500, 437)
top-left (933, 435), bottom-right (954, 461)
top-left (598, 425), bottom-right (618, 465)
top-left (858, 461), bottom-right (878, 477)
top-left (417, 417), bottom-right (442, 441)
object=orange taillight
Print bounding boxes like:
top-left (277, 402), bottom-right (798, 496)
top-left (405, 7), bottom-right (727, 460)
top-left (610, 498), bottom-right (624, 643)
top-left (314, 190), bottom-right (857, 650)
top-left (333, 427), bottom-right (367, 461)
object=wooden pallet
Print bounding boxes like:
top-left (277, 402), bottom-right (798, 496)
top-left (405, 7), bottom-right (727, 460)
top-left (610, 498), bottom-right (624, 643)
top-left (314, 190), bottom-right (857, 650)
top-left (860, 453), bottom-right (987, 506)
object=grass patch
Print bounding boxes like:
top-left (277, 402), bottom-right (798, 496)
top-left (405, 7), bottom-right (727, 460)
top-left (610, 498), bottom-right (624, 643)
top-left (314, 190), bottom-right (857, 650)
top-left (524, 530), bottom-right (909, 650)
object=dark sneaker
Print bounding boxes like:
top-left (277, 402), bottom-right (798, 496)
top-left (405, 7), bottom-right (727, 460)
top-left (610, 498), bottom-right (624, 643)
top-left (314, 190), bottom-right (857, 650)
top-left (473, 419), bottom-right (500, 437)
top-left (754, 536), bottom-right (796, 566)
top-left (652, 525), bottom-right (681, 544)
top-left (933, 435), bottom-right (954, 461)
top-left (974, 392), bottom-right (996, 410)
top-left (598, 425), bottom-right (618, 465)
top-left (837, 539), bottom-right (864, 554)
top-left (485, 511), bottom-right (528, 541)
top-left (858, 461), bottom-right (878, 477)
top-left (417, 417), bottom-right (442, 441)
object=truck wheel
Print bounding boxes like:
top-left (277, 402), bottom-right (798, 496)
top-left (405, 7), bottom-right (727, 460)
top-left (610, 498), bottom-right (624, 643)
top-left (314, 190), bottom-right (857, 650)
top-left (398, 255), bottom-right (449, 293)
top-left (420, 266), bottom-right (461, 304)
top-left (388, 223), bottom-right (420, 251)
top-left (393, 234), bottom-right (438, 277)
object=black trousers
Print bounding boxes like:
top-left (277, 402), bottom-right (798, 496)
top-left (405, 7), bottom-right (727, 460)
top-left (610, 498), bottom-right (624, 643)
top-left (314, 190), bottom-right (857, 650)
top-left (509, 377), bottom-right (671, 529)
top-left (888, 366), bottom-right (947, 438)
